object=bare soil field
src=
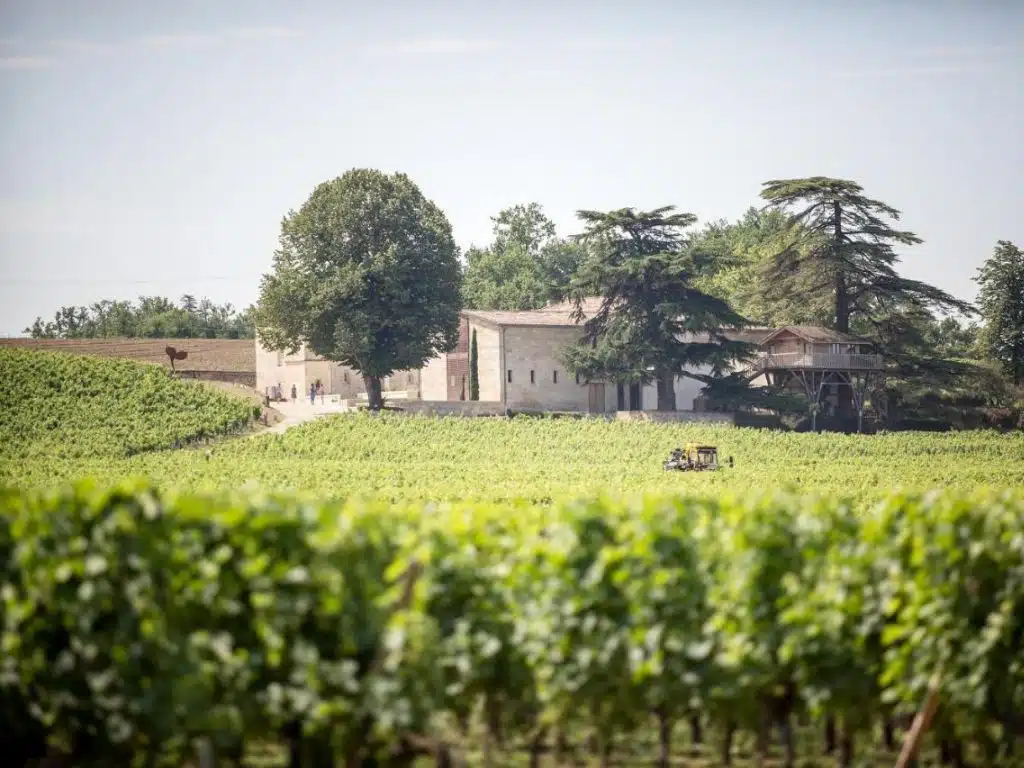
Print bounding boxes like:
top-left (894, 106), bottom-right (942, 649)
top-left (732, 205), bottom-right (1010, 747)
top-left (0, 337), bottom-right (254, 373)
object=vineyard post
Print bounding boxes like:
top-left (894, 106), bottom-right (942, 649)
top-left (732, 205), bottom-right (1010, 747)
top-left (894, 672), bottom-right (942, 768)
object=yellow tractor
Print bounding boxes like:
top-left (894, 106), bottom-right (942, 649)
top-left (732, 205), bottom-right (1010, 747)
top-left (663, 443), bottom-right (732, 472)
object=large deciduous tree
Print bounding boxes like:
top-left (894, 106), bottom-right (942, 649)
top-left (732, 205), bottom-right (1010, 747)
top-left (564, 207), bottom-right (752, 411)
top-left (758, 177), bottom-right (972, 336)
top-left (255, 169), bottom-right (462, 410)
top-left (975, 240), bottom-right (1024, 385)
top-left (691, 207), bottom-right (826, 326)
top-left (462, 203), bottom-right (586, 310)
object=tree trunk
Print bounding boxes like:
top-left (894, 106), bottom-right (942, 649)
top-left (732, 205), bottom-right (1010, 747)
top-left (528, 729), bottom-right (545, 768)
top-left (824, 715), bottom-right (836, 754)
top-left (833, 200), bottom-right (850, 333)
top-left (656, 370), bottom-right (677, 411)
top-left (779, 714), bottom-right (795, 768)
top-left (721, 720), bottom-right (736, 767)
top-left (657, 708), bottom-right (672, 768)
top-left (554, 728), bottom-right (569, 764)
top-left (689, 713), bottom-right (703, 745)
top-left (838, 723), bottom-right (854, 768)
top-left (363, 374), bottom-right (384, 411)
top-left (884, 718), bottom-right (897, 751)
top-left (754, 704), bottom-right (770, 768)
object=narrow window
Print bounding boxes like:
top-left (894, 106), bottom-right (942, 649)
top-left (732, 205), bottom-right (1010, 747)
top-left (343, 372), bottom-right (349, 384)
top-left (507, 369), bottom-right (512, 383)
top-left (553, 370), bottom-right (558, 384)
top-left (575, 372), bottom-right (581, 385)
top-left (530, 369), bottom-right (535, 384)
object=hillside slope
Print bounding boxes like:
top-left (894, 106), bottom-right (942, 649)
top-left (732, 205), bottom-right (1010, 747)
top-left (0, 337), bottom-right (254, 373)
top-left (0, 348), bottom-right (255, 461)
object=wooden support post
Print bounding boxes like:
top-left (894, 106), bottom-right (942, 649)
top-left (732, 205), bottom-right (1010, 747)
top-left (894, 674), bottom-right (942, 768)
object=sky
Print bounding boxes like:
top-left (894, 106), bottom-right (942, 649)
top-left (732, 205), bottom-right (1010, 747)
top-left (1, 0), bottom-right (1022, 335)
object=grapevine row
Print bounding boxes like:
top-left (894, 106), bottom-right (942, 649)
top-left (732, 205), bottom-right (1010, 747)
top-left (0, 348), bottom-right (256, 461)
top-left (1, 481), bottom-right (1021, 766)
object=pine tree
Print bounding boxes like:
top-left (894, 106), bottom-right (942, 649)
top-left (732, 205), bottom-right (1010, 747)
top-left (758, 177), bottom-right (972, 335)
top-left (469, 329), bottom-right (480, 401)
top-left (564, 206), bottom-right (752, 411)
top-left (975, 240), bottom-right (1024, 385)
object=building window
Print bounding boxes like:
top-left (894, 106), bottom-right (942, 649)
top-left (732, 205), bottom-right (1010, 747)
top-left (343, 372), bottom-right (349, 384)
top-left (575, 372), bottom-right (581, 385)
top-left (530, 369), bottom-right (535, 384)
top-left (553, 370), bottom-right (558, 384)
top-left (408, 373), bottom-right (414, 383)
top-left (450, 375), bottom-right (456, 387)
top-left (507, 369), bottom-right (512, 383)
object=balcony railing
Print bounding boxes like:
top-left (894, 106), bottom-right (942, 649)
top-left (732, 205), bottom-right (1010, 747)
top-left (754, 352), bottom-right (885, 371)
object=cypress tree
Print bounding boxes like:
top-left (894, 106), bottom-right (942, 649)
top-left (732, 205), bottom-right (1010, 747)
top-left (469, 329), bottom-right (480, 401)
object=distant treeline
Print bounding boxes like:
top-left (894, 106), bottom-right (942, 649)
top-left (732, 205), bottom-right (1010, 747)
top-left (24, 295), bottom-right (255, 340)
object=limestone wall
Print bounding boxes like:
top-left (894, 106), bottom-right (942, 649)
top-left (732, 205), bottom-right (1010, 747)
top-left (419, 354), bottom-right (448, 400)
top-left (503, 326), bottom-right (590, 411)
top-left (471, 321), bottom-right (503, 402)
top-left (616, 411), bottom-right (735, 424)
top-left (394, 401), bottom-right (505, 417)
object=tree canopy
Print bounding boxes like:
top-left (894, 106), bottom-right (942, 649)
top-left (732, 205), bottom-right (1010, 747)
top-left (564, 206), bottom-right (753, 410)
top-left (975, 240), bottom-right (1024, 385)
top-left (758, 177), bottom-right (973, 337)
top-left (255, 169), bottom-right (462, 409)
top-left (24, 296), bottom-right (254, 339)
top-left (690, 207), bottom-right (822, 326)
top-left (462, 203), bottom-right (586, 310)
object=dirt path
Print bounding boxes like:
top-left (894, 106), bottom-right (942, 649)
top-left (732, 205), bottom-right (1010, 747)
top-left (263, 398), bottom-right (350, 434)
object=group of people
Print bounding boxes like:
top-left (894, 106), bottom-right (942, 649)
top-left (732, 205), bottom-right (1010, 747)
top-left (265, 381), bottom-right (326, 405)
top-left (307, 380), bottom-right (326, 405)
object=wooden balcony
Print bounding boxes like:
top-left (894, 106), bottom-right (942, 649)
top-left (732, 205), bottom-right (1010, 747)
top-left (754, 351), bottom-right (885, 371)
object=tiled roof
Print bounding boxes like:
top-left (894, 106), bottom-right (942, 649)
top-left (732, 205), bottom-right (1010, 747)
top-left (763, 325), bottom-right (871, 344)
top-left (462, 297), bottom-right (606, 328)
top-left (460, 301), bottom-right (850, 347)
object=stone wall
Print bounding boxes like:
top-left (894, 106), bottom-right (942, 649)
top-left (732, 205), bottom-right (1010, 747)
top-left (503, 326), bottom-right (591, 411)
top-left (176, 369), bottom-right (256, 387)
top-left (445, 315), bottom-right (470, 400)
top-left (471, 321), bottom-right (502, 402)
top-left (419, 353), bottom-right (448, 400)
top-left (392, 400), bottom-right (506, 417)
top-left (615, 410), bottom-right (735, 424)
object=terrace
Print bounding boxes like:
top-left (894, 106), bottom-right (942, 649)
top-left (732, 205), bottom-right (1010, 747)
top-left (754, 350), bottom-right (885, 371)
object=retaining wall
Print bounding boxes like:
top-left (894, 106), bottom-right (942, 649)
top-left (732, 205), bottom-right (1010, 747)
top-left (615, 410), bottom-right (735, 424)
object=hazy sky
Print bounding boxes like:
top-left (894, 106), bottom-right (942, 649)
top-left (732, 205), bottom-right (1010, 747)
top-left (1, 1), bottom-right (1021, 335)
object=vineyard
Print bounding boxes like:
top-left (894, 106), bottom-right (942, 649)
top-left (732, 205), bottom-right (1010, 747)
top-left (4, 409), bottom-right (1023, 502)
top-left (0, 348), bottom-right (257, 461)
top-left (2, 350), bottom-right (1024, 766)
top-left (1, 482), bottom-right (1022, 767)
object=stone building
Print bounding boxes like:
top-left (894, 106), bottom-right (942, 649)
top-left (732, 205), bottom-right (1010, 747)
top-left (253, 300), bottom-right (880, 417)
top-left (254, 342), bottom-right (420, 400)
top-left (420, 299), bottom-right (730, 413)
